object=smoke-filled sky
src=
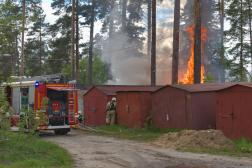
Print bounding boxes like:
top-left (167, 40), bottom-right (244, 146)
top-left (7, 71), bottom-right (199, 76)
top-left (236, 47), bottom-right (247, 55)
top-left (41, 0), bottom-right (187, 85)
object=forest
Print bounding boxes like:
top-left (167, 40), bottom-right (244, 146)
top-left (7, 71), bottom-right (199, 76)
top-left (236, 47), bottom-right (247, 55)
top-left (0, 0), bottom-right (251, 85)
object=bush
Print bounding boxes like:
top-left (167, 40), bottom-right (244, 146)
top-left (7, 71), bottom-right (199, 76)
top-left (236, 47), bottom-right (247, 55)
top-left (0, 88), bottom-right (11, 130)
top-left (235, 138), bottom-right (252, 153)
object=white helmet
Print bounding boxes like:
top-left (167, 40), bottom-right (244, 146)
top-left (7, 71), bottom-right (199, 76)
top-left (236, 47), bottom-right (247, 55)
top-left (112, 97), bottom-right (116, 101)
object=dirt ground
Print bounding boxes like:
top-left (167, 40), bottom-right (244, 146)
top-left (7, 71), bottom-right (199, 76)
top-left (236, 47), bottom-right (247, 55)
top-left (42, 129), bottom-right (252, 168)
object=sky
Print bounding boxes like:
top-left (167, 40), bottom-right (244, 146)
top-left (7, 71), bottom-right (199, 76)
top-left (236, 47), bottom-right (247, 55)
top-left (41, 0), bottom-right (102, 42)
top-left (41, 0), bottom-right (181, 43)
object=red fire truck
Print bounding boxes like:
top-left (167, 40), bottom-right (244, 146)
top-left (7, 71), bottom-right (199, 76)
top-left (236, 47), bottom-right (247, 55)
top-left (4, 75), bottom-right (79, 135)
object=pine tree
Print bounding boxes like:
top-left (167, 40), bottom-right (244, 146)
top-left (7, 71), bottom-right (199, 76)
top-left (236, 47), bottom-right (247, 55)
top-left (25, 2), bottom-right (48, 76)
top-left (194, 0), bottom-right (202, 84)
top-left (172, 0), bottom-right (180, 84)
top-left (88, 0), bottom-right (95, 84)
top-left (225, 0), bottom-right (249, 81)
top-left (47, 0), bottom-right (72, 75)
top-left (0, 0), bottom-right (21, 81)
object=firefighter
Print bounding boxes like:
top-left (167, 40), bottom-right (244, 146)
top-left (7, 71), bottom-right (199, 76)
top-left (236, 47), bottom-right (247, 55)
top-left (106, 97), bottom-right (117, 125)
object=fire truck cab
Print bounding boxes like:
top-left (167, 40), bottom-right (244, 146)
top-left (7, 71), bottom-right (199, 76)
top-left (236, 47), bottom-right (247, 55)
top-left (4, 75), bottom-right (79, 134)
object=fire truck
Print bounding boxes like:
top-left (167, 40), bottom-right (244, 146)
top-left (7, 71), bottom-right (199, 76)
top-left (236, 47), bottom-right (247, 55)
top-left (3, 74), bottom-right (79, 135)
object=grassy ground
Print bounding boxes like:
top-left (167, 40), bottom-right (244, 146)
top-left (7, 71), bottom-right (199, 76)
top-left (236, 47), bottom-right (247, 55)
top-left (0, 131), bottom-right (73, 168)
top-left (183, 138), bottom-right (252, 157)
top-left (92, 125), bottom-right (180, 142)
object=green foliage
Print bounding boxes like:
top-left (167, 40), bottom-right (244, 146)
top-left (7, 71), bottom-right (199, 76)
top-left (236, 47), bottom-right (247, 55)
top-left (0, 132), bottom-right (73, 168)
top-left (63, 50), bottom-right (109, 84)
top-left (0, 0), bottom-right (21, 81)
top-left (204, 73), bottom-right (215, 83)
top-left (0, 88), bottom-right (11, 132)
top-left (18, 107), bottom-right (38, 134)
top-left (225, 0), bottom-right (252, 81)
top-left (235, 138), bottom-right (252, 153)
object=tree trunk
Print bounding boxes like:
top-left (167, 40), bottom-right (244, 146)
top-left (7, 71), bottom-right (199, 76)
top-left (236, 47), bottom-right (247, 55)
top-left (20, 0), bottom-right (25, 76)
top-left (248, 0), bottom-right (252, 71)
top-left (15, 35), bottom-right (19, 75)
top-left (122, 0), bottom-right (127, 31)
top-left (220, 0), bottom-right (225, 82)
top-left (39, 16), bottom-right (42, 75)
top-left (240, 0), bottom-right (244, 81)
top-left (194, 0), bottom-right (201, 84)
top-left (147, 0), bottom-right (152, 68)
top-left (76, 0), bottom-right (80, 82)
top-left (88, 0), bottom-right (95, 85)
top-left (71, 0), bottom-right (76, 80)
top-left (151, 0), bottom-right (156, 86)
top-left (172, 0), bottom-right (180, 84)
top-left (109, 0), bottom-right (115, 38)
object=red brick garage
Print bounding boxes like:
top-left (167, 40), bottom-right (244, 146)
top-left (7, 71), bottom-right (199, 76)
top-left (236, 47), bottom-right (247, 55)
top-left (116, 87), bottom-right (160, 128)
top-left (83, 85), bottom-right (160, 127)
top-left (216, 84), bottom-right (252, 140)
top-left (152, 84), bottom-right (233, 130)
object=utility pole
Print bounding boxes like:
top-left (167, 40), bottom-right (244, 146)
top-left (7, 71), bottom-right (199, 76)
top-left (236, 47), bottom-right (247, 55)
top-left (71, 0), bottom-right (76, 80)
top-left (151, 0), bottom-right (156, 86)
top-left (172, 0), bottom-right (180, 84)
top-left (76, 0), bottom-right (80, 82)
top-left (194, 0), bottom-right (201, 84)
top-left (20, 0), bottom-right (25, 76)
top-left (88, 0), bottom-right (95, 85)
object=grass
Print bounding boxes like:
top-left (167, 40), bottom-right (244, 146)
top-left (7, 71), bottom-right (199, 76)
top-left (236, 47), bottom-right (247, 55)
top-left (182, 138), bottom-right (252, 157)
top-left (93, 125), bottom-right (180, 142)
top-left (0, 131), bottom-right (73, 168)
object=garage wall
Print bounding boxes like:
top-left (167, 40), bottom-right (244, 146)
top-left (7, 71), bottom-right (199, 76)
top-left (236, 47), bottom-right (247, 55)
top-left (217, 85), bottom-right (252, 140)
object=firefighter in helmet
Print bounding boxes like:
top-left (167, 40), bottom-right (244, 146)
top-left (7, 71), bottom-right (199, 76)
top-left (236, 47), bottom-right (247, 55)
top-left (106, 97), bottom-right (117, 125)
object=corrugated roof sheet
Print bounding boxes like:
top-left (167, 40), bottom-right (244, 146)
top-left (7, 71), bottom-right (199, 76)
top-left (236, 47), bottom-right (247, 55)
top-left (86, 85), bottom-right (162, 96)
top-left (217, 82), bottom-right (252, 91)
top-left (171, 83), bottom-right (236, 92)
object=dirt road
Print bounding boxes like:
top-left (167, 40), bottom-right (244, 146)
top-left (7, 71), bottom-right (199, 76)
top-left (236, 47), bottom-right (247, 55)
top-left (43, 130), bottom-right (252, 168)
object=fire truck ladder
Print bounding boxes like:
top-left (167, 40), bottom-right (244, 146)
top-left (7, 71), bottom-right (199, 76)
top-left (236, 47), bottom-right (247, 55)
top-left (68, 91), bottom-right (75, 125)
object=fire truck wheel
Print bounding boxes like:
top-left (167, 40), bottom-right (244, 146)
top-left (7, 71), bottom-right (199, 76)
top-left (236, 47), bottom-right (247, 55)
top-left (54, 129), bottom-right (69, 135)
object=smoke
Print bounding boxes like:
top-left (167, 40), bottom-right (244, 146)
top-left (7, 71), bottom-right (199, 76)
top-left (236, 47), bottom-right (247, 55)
top-left (156, 25), bottom-right (173, 85)
top-left (100, 32), bottom-right (150, 85)
top-left (98, 0), bottom-right (191, 85)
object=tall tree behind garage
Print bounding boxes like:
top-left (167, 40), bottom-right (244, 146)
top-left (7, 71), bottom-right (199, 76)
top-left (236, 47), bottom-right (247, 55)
top-left (148, 0), bottom-right (152, 72)
top-left (20, 0), bottom-right (26, 76)
top-left (247, 0), bottom-right (252, 70)
top-left (151, 0), bottom-right (156, 86)
top-left (122, 0), bottom-right (127, 31)
top-left (71, 0), bottom-right (76, 80)
top-left (76, 0), bottom-right (80, 82)
top-left (225, 0), bottom-right (249, 81)
top-left (88, 0), bottom-right (95, 85)
top-left (194, 0), bottom-right (201, 83)
top-left (172, 0), bottom-right (180, 84)
top-left (219, 0), bottom-right (225, 82)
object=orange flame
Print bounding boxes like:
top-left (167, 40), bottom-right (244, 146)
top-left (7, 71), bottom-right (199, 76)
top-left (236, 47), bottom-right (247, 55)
top-left (180, 25), bottom-right (207, 84)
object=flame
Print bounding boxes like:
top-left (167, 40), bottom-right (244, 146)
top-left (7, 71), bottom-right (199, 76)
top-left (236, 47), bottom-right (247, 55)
top-left (180, 25), bottom-right (207, 84)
